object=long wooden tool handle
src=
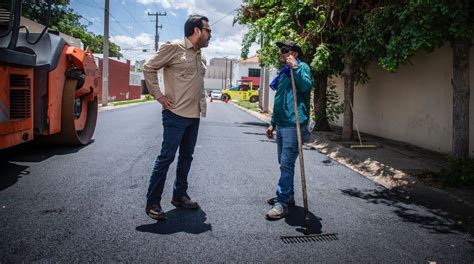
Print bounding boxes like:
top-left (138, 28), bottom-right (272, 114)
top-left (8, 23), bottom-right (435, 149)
top-left (289, 68), bottom-right (310, 231)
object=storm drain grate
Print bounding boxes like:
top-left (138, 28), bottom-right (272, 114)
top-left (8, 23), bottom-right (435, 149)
top-left (280, 233), bottom-right (338, 244)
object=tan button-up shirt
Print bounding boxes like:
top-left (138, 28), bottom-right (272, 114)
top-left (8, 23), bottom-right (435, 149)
top-left (143, 37), bottom-right (207, 118)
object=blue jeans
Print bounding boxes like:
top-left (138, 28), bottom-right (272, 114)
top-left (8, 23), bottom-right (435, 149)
top-left (275, 126), bottom-right (310, 206)
top-left (146, 110), bottom-right (200, 204)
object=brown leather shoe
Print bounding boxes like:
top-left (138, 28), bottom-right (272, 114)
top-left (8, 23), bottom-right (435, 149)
top-left (145, 203), bottom-right (166, 220)
top-left (171, 196), bottom-right (199, 209)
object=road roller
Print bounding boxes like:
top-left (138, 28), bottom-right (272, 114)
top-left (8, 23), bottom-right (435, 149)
top-left (0, 0), bottom-right (99, 149)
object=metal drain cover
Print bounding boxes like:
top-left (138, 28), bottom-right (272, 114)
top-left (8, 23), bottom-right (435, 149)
top-left (280, 233), bottom-right (338, 244)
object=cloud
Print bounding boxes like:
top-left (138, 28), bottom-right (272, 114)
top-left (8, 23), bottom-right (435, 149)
top-left (136, 0), bottom-right (241, 24)
top-left (111, 33), bottom-right (154, 50)
top-left (133, 0), bottom-right (260, 60)
top-left (137, 0), bottom-right (195, 10)
top-left (203, 29), bottom-right (259, 60)
top-left (120, 49), bottom-right (157, 61)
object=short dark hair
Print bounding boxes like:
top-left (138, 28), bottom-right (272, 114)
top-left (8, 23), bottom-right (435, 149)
top-left (184, 15), bottom-right (209, 37)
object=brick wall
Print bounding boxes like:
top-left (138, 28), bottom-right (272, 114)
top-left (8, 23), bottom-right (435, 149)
top-left (97, 58), bottom-right (140, 102)
top-left (129, 85), bottom-right (141, 100)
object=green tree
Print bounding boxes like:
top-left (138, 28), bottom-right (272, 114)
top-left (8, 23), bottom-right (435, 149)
top-left (238, 0), bottom-right (382, 137)
top-left (22, 0), bottom-right (122, 57)
top-left (237, 0), bottom-right (344, 131)
top-left (360, 0), bottom-right (473, 158)
top-left (239, 0), bottom-right (473, 152)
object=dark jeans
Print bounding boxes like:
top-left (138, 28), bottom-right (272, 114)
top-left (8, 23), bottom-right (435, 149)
top-left (146, 110), bottom-right (200, 204)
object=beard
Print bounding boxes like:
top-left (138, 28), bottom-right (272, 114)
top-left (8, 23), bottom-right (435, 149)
top-left (199, 35), bottom-right (209, 48)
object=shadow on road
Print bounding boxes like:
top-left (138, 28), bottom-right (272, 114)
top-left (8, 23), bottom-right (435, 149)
top-left (0, 161), bottom-right (29, 190)
top-left (136, 208), bottom-right (212, 235)
top-left (243, 132), bottom-right (267, 136)
top-left (284, 206), bottom-right (323, 235)
top-left (341, 188), bottom-right (472, 235)
top-left (235, 122), bottom-right (268, 128)
top-left (0, 141), bottom-right (91, 191)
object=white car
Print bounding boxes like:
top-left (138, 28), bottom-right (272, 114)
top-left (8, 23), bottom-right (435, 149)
top-left (210, 90), bottom-right (222, 100)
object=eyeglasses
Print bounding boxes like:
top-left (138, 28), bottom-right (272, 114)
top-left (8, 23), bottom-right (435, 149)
top-left (280, 47), bottom-right (290, 54)
top-left (202, 27), bottom-right (212, 34)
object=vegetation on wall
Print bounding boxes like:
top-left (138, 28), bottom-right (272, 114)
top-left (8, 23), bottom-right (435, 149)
top-left (237, 0), bottom-right (473, 160)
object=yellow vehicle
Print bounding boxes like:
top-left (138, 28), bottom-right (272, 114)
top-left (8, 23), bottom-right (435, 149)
top-left (222, 80), bottom-right (259, 103)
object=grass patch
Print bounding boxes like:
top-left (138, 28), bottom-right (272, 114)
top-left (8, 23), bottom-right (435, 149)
top-left (110, 95), bottom-right (154, 106)
top-left (234, 100), bottom-right (259, 111)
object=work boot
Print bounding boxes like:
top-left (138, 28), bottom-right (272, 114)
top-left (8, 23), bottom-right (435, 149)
top-left (266, 203), bottom-right (288, 220)
top-left (145, 203), bottom-right (166, 220)
top-left (266, 196), bottom-right (296, 207)
top-left (171, 196), bottom-right (199, 209)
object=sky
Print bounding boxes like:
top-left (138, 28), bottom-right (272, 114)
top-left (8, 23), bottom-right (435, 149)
top-left (69, 0), bottom-right (259, 62)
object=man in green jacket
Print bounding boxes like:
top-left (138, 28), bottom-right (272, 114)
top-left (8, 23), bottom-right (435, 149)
top-left (265, 40), bottom-right (313, 220)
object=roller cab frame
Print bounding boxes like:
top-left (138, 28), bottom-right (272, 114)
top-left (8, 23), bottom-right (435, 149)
top-left (0, 0), bottom-right (100, 149)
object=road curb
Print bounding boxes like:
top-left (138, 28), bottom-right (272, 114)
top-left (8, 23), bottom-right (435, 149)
top-left (98, 100), bottom-right (155, 112)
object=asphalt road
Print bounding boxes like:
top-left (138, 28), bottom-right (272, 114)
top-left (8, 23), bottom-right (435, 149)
top-left (1, 101), bottom-right (473, 263)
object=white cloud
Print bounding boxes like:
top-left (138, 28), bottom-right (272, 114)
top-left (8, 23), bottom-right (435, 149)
top-left (111, 32), bottom-right (166, 61)
top-left (203, 29), bottom-right (259, 60)
top-left (134, 0), bottom-right (260, 60)
top-left (121, 49), bottom-right (157, 61)
top-left (111, 33), bottom-right (154, 50)
top-left (143, 8), bottom-right (152, 15)
top-left (137, 0), bottom-right (195, 10)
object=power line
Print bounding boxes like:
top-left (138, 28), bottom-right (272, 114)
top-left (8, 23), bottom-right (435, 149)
top-left (211, 7), bottom-right (239, 26)
top-left (80, 0), bottom-right (134, 37)
top-left (76, 15), bottom-right (101, 32)
top-left (121, 43), bottom-right (154, 51)
top-left (120, 0), bottom-right (148, 32)
top-left (162, 10), bottom-right (179, 38)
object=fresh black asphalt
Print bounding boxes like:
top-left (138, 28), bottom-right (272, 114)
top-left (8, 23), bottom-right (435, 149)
top-left (1, 101), bottom-right (473, 262)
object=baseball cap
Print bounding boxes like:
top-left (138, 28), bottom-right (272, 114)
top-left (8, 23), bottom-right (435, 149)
top-left (276, 40), bottom-right (303, 55)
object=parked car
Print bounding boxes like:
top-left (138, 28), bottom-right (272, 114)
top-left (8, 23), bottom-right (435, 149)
top-left (210, 90), bottom-right (222, 100)
top-left (222, 80), bottom-right (259, 103)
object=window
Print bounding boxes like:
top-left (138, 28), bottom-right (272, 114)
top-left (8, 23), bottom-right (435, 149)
top-left (248, 68), bottom-right (260, 77)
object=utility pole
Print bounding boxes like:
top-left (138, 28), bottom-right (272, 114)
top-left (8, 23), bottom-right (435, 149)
top-left (148, 11), bottom-right (166, 52)
top-left (262, 66), bottom-right (270, 112)
top-left (102, 0), bottom-right (109, 106)
top-left (224, 57), bottom-right (228, 88)
top-left (221, 71), bottom-right (224, 89)
top-left (229, 60), bottom-right (233, 86)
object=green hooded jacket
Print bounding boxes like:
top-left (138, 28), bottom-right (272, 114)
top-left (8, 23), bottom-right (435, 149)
top-left (270, 62), bottom-right (313, 128)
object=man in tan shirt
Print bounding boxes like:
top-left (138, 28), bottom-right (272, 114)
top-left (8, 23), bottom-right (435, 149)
top-left (144, 15), bottom-right (211, 220)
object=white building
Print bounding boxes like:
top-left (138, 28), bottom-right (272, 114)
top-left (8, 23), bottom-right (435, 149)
top-left (204, 58), bottom-right (237, 91)
top-left (231, 56), bottom-right (261, 87)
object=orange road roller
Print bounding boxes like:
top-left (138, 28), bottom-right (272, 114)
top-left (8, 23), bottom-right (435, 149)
top-left (0, 0), bottom-right (100, 149)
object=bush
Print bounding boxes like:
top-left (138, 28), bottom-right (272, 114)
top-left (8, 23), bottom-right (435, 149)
top-left (441, 157), bottom-right (474, 186)
top-left (326, 81), bottom-right (344, 123)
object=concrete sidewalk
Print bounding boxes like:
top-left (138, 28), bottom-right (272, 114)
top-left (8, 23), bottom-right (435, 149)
top-left (232, 102), bottom-right (474, 234)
